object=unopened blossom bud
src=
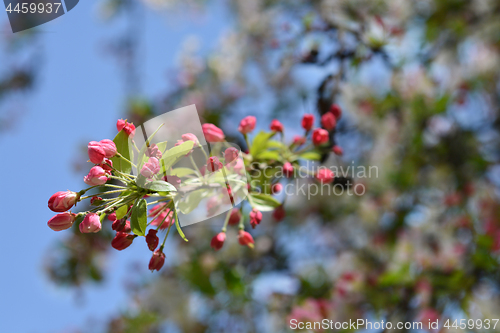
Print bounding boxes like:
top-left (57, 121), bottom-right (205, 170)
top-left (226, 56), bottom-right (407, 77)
top-left (312, 128), bottom-right (329, 146)
top-left (273, 205), bottom-right (286, 222)
top-left (224, 147), bottom-right (239, 164)
top-left (270, 119), bottom-right (284, 132)
top-left (321, 112), bottom-right (337, 131)
top-left (181, 133), bottom-right (199, 145)
top-left (206, 196), bottom-right (219, 216)
top-left (301, 114), bottom-right (314, 131)
top-left (293, 136), bottom-right (306, 146)
top-left (283, 162), bottom-right (294, 178)
top-left (48, 190), bottom-right (79, 212)
top-left (210, 232), bottom-right (226, 251)
top-left (146, 229), bottom-right (159, 251)
top-left (88, 141), bottom-right (106, 164)
top-left (79, 213), bottom-right (102, 233)
top-left (141, 157), bottom-right (160, 178)
top-left (206, 156), bottom-right (223, 173)
top-left (90, 196), bottom-right (103, 206)
top-left (163, 174), bottom-right (181, 189)
top-left (316, 168), bottom-right (335, 184)
top-left (202, 124), bottom-right (225, 142)
top-left (238, 230), bottom-right (255, 248)
top-left (146, 144), bottom-right (162, 159)
top-left (84, 166), bottom-right (109, 186)
top-left (332, 145), bottom-right (343, 156)
top-left (116, 119), bottom-right (136, 138)
top-left (47, 212), bottom-right (76, 231)
top-left (99, 139), bottom-right (117, 158)
top-left (272, 183), bottom-right (283, 194)
top-left (228, 208), bottom-right (241, 225)
top-left (238, 116), bottom-right (257, 134)
top-left (100, 158), bottom-right (113, 172)
top-left (249, 208), bottom-right (263, 229)
top-left (108, 212), bottom-right (117, 221)
top-left (149, 249), bottom-right (166, 271)
top-left (111, 232), bottom-right (135, 251)
top-left (329, 104), bottom-right (342, 119)
top-left (112, 219), bottom-right (132, 233)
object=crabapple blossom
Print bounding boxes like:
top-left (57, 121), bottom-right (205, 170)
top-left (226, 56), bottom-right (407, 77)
top-left (316, 168), bottom-right (335, 184)
top-left (149, 249), bottom-right (165, 271)
top-left (47, 212), bottom-right (76, 231)
top-left (238, 116), bottom-right (256, 134)
top-left (271, 183), bottom-right (283, 194)
top-left (238, 230), bottom-right (254, 248)
top-left (146, 229), bottom-right (159, 251)
top-left (224, 147), bottom-right (239, 164)
top-left (99, 139), bottom-right (117, 158)
top-left (79, 213), bottom-right (101, 233)
top-left (146, 144), bottom-right (162, 159)
top-left (84, 166), bottom-right (109, 186)
top-left (332, 145), bottom-right (343, 156)
top-left (210, 232), bottom-right (226, 250)
top-left (273, 205), bottom-right (286, 221)
top-left (270, 119), bottom-right (284, 132)
top-left (228, 208), bottom-right (241, 225)
top-left (312, 128), bottom-right (329, 146)
top-left (141, 157), bottom-right (160, 178)
top-left (283, 162), bottom-right (294, 177)
top-left (202, 124), bottom-right (225, 142)
top-left (111, 232), bottom-right (135, 251)
top-left (206, 156), bottom-right (223, 172)
top-left (301, 114), bottom-right (314, 131)
top-left (321, 112), bottom-right (336, 130)
top-left (88, 141), bottom-right (106, 164)
top-left (249, 208), bottom-right (262, 228)
top-left (116, 119), bottom-right (135, 138)
top-left (329, 104), bottom-right (342, 119)
top-left (48, 190), bottom-right (79, 212)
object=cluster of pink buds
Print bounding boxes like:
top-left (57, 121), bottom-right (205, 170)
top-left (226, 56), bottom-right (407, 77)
top-left (48, 107), bottom-right (347, 267)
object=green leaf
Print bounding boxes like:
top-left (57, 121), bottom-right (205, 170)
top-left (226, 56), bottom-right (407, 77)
top-left (257, 150), bottom-right (282, 161)
top-left (111, 130), bottom-right (132, 174)
top-left (266, 140), bottom-right (286, 149)
top-left (171, 167), bottom-right (196, 177)
top-left (250, 131), bottom-right (274, 156)
top-left (300, 151), bottom-right (321, 161)
top-left (159, 141), bottom-right (195, 172)
top-left (146, 180), bottom-right (177, 192)
top-left (173, 209), bottom-right (188, 242)
top-left (130, 198), bottom-right (147, 236)
top-left (115, 204), bottom-right (129, 220)
top-left (248, 193), bottom-right (281, 212)
top-left (156, 141), bottom-right (168, 154)
top-left (178, 189), bottom-right (205, 214)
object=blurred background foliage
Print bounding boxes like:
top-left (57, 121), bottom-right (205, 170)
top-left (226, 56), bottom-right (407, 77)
top-left (5, 0), bottom-right (500, 332)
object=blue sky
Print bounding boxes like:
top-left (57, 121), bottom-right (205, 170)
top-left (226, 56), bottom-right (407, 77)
top-left (0, 1), bottom-right (231, 332)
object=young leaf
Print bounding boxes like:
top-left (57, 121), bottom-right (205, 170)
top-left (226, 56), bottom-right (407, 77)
top-left (250, 131), bottom-right (274, 156)
top-left (146, 180), bottom-right (177, 192)
top-left (115, 204), bottom-right (129, 220)
top-left (178, 189), bottom-right (206, 214)
top-left (173, 209), bottom-right (188, 242)
top-left (171, 167), bottom-right (196, 177)
top-left (130, 199), bottom-right (147, 236)
top-left (111, 130), bottom-right (132, 174)
top-left (160, 141), bottom-right (195, 172)
top-left (300, 151), bottom-right (321, 161)
top-left (248, 193), bottom-right (281, 211)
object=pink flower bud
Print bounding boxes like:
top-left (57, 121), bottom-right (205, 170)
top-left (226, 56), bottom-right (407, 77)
top-left (206, 156), bottom-right (223, 173)
top-left (151, 210), bottom-right (174, 230)
top-left (108, 212), bottom-right (117, 221)
top-left (321, 112), bottom-right (337, 131)
top-left (146, 229), bottom-right (159, 251)
top-left (293, 136), bottom-right (306, 146)
top-left (316, 168), bottom-right (335, 184)
top-left (141, 157), bottom-right (160, 178)
top-left (88, 141), bottom-right (106, 164)
top-left (228, 208), bottom-right (241, 225)
top-left (270, 119), bottom-right (284, 132)
top-left (99, 139), bottom-right (117, 158)
top-left (238, 230), bottom-right (255, 248)
top-left (48, 190), bottom-right (79, 212)
top-left (146, 144), bottom-right (162, 159)
top-left (224, 147), bottom-right (239, 164)
top-left (329, 104), bottom-right (342, 119)
top-left (283, 162), bottom-right (294, 178)
top-left (90, 196), bottom-right (103, 206)
top-left (79, 213), bottom-right (102, 233)
top-left (312, 128), bottom-right (329, 146)
top-left (47, 212), bottom-right (76, 231)
top-left (111, 232), bottom-right (135, 251)
top-left (271, 183), bottom-right (283, 194)
top-left (181, 133), bottom-right (199, 145)
top-left (238, 116), bottom-right (257, 134)
top-left (301, 114), bottom-right (314, 131)
top-left (163, 174), bottom-right (181, 189)
top-left (100, 158), bottom-right (113, 172)
top-left (149, 249), bottom-right (166, 271)
top-left (211, 232), bottom-right (226, 251)
top-left (84, 166), bottom-right (109, 186)
top-left (202, 124), bottom-right (225, 142)
top-left (206, 196), bottom-right (220, 216)
top-left (273, 205), bottom-right (286, 221)
top-left (117, 119), bottom-right (136, 138)
top-left (249, 208), bottom-right (262, 229)
top-left (112, 219), bottom-right (131, 233)
top-left (332, 145), bottom-right (343, 156)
